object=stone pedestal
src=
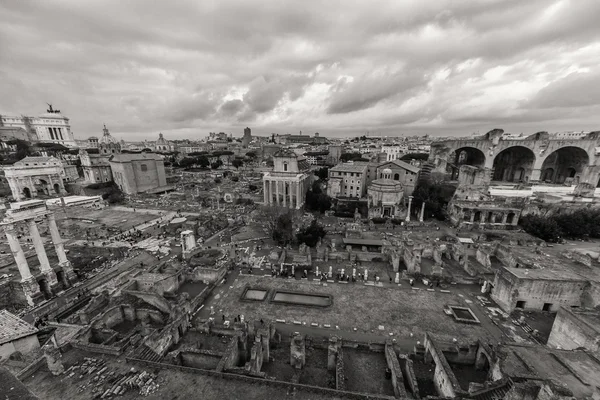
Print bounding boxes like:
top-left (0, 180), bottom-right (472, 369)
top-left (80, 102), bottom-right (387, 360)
top-left (20, 276), bottom-right (42, 306)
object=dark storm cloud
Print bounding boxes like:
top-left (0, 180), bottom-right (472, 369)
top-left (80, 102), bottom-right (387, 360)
top-left (1, 0), bottom-right (600, 139)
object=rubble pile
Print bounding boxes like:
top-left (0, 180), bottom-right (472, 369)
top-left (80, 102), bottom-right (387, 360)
top-left (64, 357), bottom-right (161, 398)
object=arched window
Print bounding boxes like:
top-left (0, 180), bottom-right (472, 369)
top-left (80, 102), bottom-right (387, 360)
top-left (283, 162), bottom-right (288, 172)
top-left (394, 173), bottom-right (400, 180)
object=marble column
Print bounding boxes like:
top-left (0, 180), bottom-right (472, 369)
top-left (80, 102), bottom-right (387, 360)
top-left (502, 213), bottom-right (508, 224)
top-left (470, 211), bottom-right (475, 223)
top-left (405, 196), bottom-right (413, 222)
top-left (276, 181), bottom-right (280, 205)
top-left (283, 181), bottom-right (287, 208)
top-left (289, 181), bottom-right (294, 208)
top-left (296, 181), bottom-right (301, 209)
top-left (419, 201), bottom-right (426, 222)
top-left (46, 213), bottom-right (75, 283)
top-left (4, 224), bottom-right (33, 281)
top-left (28, 219), bottom-right (58, 287)
top-left (263, 179), bottom-right (268, 204)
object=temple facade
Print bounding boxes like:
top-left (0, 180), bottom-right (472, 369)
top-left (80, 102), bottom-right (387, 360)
top-left (262, 149), bottom-right (311, 209)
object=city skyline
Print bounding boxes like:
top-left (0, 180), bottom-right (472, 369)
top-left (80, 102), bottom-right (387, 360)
top-left (1, 0), bottom-right (600, 140)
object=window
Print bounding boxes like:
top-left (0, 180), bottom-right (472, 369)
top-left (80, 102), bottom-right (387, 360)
top-left (516, 301), bottom-right (526, 309)
top-left (140, 164), bottom-right (148, 171)
top-left (283, 162), bottom-right (288, 171)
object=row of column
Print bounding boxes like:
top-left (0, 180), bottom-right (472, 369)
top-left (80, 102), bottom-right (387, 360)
top-left (404, 196), bottom-right (427, 223)
top-left (48, 127), bottom-right (64, 141)
top-left (263, 179), bottom-right (304, 209)
top-left (3, 213), bottom-right (72, 285)
top-left (464, 209), bottom-right (517, 225)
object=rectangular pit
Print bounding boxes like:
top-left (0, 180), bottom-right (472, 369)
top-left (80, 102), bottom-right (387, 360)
top-left (448, 306), bottom-right (480, 324)
top-left (271, 290), bottom-right (332, 307)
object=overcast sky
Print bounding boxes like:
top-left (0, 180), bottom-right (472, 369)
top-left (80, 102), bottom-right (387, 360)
top-left (1, 0), bottom-right (600, 141)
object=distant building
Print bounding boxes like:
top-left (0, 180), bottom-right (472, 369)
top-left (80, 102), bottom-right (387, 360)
top-left (3, 156), bottom-right (67, 200)
top-left (327, 145), bottom-right (343, 165)
top-left (80, 125), bottom-right (120, 184)
top-left (0, 105), bottom-right (77, 147)
top-left (277, 132), bottom-right (328, 145)
top-left (262, 149), bottom-right (311, 209)
top-left (367, 167), bottom-right (405, 218)
top-left (154, 133), bottom-right (173, 152)
top-left (374, 159), bottom-right (420, 195)
top-left (110, 153), bottom-right (167, 195)
top-left (241, 127), bottom-right (252, 148)
top-left (304, 151), bottom-right (329, 165)
top-left (380, 144), bottom-right (406, 161)
top-left (87, 136), bottom-right (99, 148)
top-left (327, 162), bottom-right (369, 198)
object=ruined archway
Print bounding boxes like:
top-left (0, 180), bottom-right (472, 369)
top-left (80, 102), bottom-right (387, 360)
top-left (542, 168), bottom-right (555, 182)
top-left (53, 183), bottom-right (60, 194)
top-left (540, 146), bottom-right (589, 184)
top-left (23, 187), bottom-right (31, 198)
top-left (448, 147), bottom-right (486, 180)
top-left (492, 146), bottom-right (536, 182)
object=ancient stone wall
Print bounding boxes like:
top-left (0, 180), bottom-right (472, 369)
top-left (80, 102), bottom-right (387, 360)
top-left (547, 307), bottom-right (600, 351)
top-left (384, 342), bottom-right (407, 398)
top-left (397, 354), bottom-right (420, 399)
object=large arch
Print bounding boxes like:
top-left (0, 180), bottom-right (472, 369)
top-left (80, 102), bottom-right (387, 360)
top-left (448, 147), bottom-right (486, 179)
top-left (540, 146), bottom-right (589, 184)
top-left (492, 146), bottom-right (536, 182)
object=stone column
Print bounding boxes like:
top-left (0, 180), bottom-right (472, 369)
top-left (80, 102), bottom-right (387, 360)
top-left (283, 181), bottom-right (287, 208)
top-left (276, 181), bottom-right (280, 205)
top-left (296, 181), bottom-right (301, 209)
top-left (263, 179), bottom-right (268, 204)
top-left (502, 213), bottom-right (508, 224)
top-left (4, 224), bottom-right (40, 305)
top-left (419, 201), bottom-right (426, 222)
top-left (479, 211), bottom-right (485, 223)
top-left (28, 219), bottom-right (58, 287)
top-left (470, 211), bottom-right (475, 223)
top-left (405, 196), bottom-right (413, 222)
top-left (289, 181), bottom-right (294, 208)
top-left (46, 213), bottom-right (75, 283)
top-left (4, 224), bottom-right (33, 281)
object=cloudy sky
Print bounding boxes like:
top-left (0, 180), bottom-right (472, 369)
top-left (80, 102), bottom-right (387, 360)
top-left (1, 0), bottom-right (600, 141)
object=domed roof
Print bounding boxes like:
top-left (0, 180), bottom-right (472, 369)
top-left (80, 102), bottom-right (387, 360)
top-left (382, 168), bottom-right (393, 175)
top-left (156, 133), bottom-right (169, 144)
top-left (99, 124), bottom-right (118, 144)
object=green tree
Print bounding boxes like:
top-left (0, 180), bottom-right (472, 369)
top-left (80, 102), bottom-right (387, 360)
top-left (211, 159), bottom-right (223, 169)
top-left (520, 215), bottom-right (563, 242)
top-left (315, 167), bottom-right (329, 181)
top-left (178, 157), bottom-right (196, 168)
top-left (232, 159), bottom-right (244, 169)
top-left (400, 153), bottom-right (429, 161)
top-left (196, 155), bottom-right (210, 168)
top-left (340, 153), bottom-right (368, 162)
top-left (296, 219), bottom-right (326, 247)
top-left (412, 180), bottom-right (456, 220)
top-left (273, 213), bottom-right (294, 245)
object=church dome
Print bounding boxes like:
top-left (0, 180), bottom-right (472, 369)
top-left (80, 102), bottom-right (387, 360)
top-left (99, 124), bottom-right (118, 144)
top-left (156, 133), bottom-right (168, 144)
top-left (382, 168), bottom-right (392, 176)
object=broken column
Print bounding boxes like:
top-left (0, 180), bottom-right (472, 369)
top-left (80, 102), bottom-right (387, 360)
top-left (290, 333), bottom-right (306, 369)
top-left (46, 213), bottom-right (76, 284)
top-left (405, 196), bottom-right (413, 222)
top-left (28, 219), bottom-right (58, 289)
top-left (3, 223), bottom-right (40, 305)
top-left (328, 336), bottom-right (342, 371)
top-left (180, 230), bottom-right (196, 259)
top-left (419, 201), bottom-right (426, 222)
